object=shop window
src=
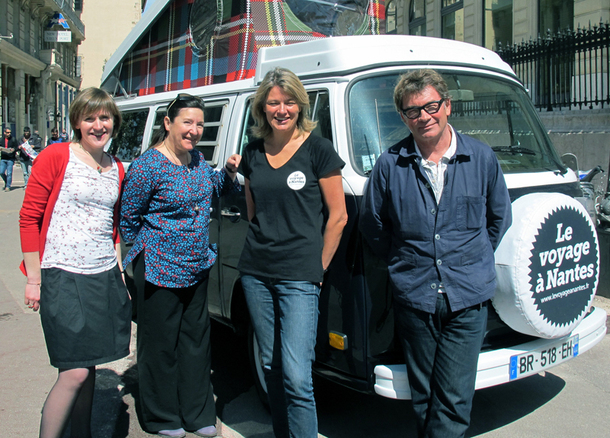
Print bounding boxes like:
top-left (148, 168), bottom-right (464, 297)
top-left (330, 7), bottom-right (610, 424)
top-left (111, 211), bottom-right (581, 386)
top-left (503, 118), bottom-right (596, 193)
top-left (539, 0), bottom-right (573, 34)
top-left (483, 0), bottom-right (513, 50)
top-left (409, 0), bottom-right (426, 36)
top-left (386, 1), bottom-right (397, 34)
top-left (442, 0), bottom-right (464, 41)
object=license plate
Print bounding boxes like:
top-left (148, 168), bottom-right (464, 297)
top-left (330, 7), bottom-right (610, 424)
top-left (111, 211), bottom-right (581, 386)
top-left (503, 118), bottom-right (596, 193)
top-left (509, 335), bottom-right (579, 380)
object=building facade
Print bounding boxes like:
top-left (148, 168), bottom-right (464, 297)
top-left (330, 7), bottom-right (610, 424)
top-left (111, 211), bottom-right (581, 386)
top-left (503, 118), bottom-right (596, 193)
top-left (388, 0), bottom-right (610, 191)
top-left (0, 0), bottom-right (84, 142)
top-left (78, 0), bottom-right (141, 89)
top-left (387, 0), bottom-right (609, 50)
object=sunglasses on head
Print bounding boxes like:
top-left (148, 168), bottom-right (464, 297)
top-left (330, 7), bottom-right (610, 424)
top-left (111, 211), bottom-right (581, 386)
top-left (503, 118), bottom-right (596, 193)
top-left (167, 93), bottom-right (204, 114)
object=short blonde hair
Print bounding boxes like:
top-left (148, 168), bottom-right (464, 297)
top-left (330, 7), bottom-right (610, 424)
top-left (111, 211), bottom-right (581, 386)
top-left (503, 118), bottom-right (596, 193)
top-left (251, 67), bottom-right (317, 139)
top-left (69, 87), bottom-right (122, 141)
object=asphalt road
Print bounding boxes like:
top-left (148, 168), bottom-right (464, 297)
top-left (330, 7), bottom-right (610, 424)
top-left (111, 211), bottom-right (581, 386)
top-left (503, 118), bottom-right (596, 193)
top-left (2, 165), bottom-right (610, 437)
top-left (214, 313), bottom-right (610, 438)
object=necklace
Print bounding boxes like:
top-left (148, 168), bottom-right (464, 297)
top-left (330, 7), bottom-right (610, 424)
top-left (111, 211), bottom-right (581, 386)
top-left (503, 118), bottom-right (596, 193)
top-left (162, 141), bottom-right (191, 172)
top-left (79, 144), bottom-right (105, 174)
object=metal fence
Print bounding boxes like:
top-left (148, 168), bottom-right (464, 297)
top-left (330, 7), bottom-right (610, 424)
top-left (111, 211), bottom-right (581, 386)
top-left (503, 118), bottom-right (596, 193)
top-left (496, 21), bottom-right (610, 111)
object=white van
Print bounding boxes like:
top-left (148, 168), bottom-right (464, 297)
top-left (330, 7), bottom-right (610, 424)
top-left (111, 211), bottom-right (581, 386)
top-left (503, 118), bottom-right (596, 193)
top-left (108, 35), bottom-right (607, 400)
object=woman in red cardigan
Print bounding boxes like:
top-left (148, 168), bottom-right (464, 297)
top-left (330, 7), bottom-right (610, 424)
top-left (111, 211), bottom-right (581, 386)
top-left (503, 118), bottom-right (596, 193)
top-left (19, 88), bottom-right (131, 438)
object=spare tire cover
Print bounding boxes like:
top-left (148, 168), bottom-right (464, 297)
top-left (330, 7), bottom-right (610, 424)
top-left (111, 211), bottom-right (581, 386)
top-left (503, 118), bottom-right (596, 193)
top-left (492, 192), bottom-right (599, 339)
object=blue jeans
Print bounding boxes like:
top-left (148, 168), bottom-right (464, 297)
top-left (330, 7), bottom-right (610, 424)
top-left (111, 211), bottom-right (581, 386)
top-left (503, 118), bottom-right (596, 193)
top-left (241, 274), bottom-right (320, 438)
top-left (0, 159), bottom-right (14, 189)
top-left (20, 160), bottom-right (31, 187)
top-left (394, 293), bottom-right (488, 438)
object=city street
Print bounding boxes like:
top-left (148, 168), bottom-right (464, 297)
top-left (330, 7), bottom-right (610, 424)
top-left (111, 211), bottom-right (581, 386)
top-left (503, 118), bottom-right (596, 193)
top-left (2, 165), bottom-right (610, 437)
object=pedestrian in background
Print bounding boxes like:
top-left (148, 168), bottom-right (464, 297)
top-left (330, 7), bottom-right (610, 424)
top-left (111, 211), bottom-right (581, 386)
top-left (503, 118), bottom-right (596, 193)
top-left (30, 129), bottom-right (43, 152)
top-left (20, 87), bottom-right (131, 438)
top-left (18, 127), bottom-right (34, 189)
top-left (60, 128), bottom-right (69, 142)
top-left (359, 69), bottom-right (512, 438)
top-left (1, 126), bottom-right (18, 192)
top-left (238, 67), bottom-right (348, 438)
top-left (120, 93), bottom-right (240, 438)
top-left (47, 128), bottom-right (61, 147)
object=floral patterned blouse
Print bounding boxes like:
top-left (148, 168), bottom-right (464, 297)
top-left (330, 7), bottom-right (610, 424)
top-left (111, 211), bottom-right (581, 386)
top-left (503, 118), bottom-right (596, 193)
top-left (120, 149), bottom-right (240, 288)
top-left (42, 150), bottom-right (119, 274)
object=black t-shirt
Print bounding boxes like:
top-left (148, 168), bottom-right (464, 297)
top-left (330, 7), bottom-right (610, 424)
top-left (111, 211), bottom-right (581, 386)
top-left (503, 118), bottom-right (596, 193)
top-left (238, 134), bottom-right (345, 283)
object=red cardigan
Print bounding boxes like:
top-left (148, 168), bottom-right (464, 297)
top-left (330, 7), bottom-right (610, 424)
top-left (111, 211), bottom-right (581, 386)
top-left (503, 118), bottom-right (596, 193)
top-left (19, 142), bottom-right (125, 275)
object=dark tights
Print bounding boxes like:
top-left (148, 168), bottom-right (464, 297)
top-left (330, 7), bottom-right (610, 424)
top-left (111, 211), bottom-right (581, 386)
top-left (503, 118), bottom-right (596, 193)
top-left (39, 367), bottom-right (95, 438)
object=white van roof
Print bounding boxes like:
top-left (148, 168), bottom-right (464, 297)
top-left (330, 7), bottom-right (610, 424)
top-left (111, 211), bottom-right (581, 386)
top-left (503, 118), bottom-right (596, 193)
top-left (254, 35), bottom-right (517, 84)
top-left (109, 34), bottom-right (518, 102)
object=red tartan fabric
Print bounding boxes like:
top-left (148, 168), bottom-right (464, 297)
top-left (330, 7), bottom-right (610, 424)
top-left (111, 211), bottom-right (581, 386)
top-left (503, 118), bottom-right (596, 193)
top-left (115, 0), bottom-right (385, 97)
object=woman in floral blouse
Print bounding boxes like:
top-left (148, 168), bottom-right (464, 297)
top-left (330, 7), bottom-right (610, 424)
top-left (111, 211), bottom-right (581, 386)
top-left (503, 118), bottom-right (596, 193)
top-left (120, 93), bottom-right (240, 438)
top-left (20, 87), bottom-right (131, 438)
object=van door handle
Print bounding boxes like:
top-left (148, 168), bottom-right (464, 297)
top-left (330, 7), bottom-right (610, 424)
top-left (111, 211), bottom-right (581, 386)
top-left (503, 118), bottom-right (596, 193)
top-left (221, 207), bottom-right (242, 223)
top-left (221, 208), bottom-right (240, 217)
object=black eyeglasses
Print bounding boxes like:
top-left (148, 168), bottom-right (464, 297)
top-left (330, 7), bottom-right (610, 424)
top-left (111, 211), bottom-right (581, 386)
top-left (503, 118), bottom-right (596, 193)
top-left (167, 93), bottom-right (204, 114)
top-left (400, 98), bottom-right (446, 120)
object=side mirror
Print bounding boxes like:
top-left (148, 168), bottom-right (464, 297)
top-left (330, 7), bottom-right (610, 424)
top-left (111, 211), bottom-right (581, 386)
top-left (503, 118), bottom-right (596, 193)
top-left (561, 153), bottom-right (579, 173)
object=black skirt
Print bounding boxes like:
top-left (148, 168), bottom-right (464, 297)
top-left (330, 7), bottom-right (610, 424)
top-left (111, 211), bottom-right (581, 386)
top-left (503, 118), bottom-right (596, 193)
top-left (40, 264), bottom-right (132, 369)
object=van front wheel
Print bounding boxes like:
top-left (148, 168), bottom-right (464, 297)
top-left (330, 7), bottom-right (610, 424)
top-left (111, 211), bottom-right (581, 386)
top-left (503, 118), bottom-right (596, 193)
top-left (247, 323), bottom-right (269, 407)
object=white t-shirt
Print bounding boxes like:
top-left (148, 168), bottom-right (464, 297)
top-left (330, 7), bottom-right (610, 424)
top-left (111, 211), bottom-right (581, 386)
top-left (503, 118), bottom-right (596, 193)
top-left (414, 125), bottom-right (457, 293)
top-left (41, 150), bottom-right (119, 274)
top-left (414, 125), bottom-right (457, 204)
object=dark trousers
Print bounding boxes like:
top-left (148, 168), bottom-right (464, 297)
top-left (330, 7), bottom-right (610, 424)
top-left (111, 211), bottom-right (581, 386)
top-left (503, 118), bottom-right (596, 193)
top-left (133, 254), bottom-right (216, 433)
top-left (395, 294), bottom-right (488, 438)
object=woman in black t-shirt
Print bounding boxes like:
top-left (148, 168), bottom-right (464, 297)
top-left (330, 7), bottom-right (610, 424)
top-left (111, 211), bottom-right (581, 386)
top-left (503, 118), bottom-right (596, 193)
top-left (238, 67), bottom-right (347, 438)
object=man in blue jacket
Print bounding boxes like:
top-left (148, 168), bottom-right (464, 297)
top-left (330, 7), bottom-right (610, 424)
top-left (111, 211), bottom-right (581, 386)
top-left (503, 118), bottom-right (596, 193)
top-left (360, 69), bottom-right (512, 438)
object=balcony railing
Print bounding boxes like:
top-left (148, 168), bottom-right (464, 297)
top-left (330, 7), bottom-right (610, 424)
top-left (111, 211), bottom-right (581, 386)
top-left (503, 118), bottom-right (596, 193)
top-left (496, 21), bottom-right (610, 111)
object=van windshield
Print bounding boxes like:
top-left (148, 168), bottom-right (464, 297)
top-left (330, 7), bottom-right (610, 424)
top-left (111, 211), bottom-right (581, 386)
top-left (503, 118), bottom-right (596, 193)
top-left (348, 71), bottom-right (565, 175)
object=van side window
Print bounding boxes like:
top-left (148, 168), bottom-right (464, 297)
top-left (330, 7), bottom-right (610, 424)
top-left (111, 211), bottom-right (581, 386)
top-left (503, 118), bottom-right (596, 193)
top-left (199, 104), bottom-right (225, 166)
top-left (150, 107), bottom-right (167, 151)
top-left (239, 90), bottom-right (333, 154)
top-left (309, 91), bottom-right (333, 141)
top-left (109, 109), bottom-right (149, 161)
top-left (150, 101), bottom-right (228, 167)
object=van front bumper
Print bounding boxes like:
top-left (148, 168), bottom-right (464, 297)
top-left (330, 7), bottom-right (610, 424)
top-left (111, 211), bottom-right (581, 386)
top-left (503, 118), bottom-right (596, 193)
top-left (373, 306), bottom-right (607, 400)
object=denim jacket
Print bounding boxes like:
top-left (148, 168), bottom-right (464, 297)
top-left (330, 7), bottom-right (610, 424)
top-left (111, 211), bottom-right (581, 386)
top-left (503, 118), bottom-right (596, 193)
top-left (359, 131), bottom-right (512, 313)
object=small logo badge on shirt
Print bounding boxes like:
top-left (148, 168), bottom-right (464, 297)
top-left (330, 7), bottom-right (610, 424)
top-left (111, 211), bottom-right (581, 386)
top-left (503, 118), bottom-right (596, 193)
top-left (287, 171), bottom-right (306, 190)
